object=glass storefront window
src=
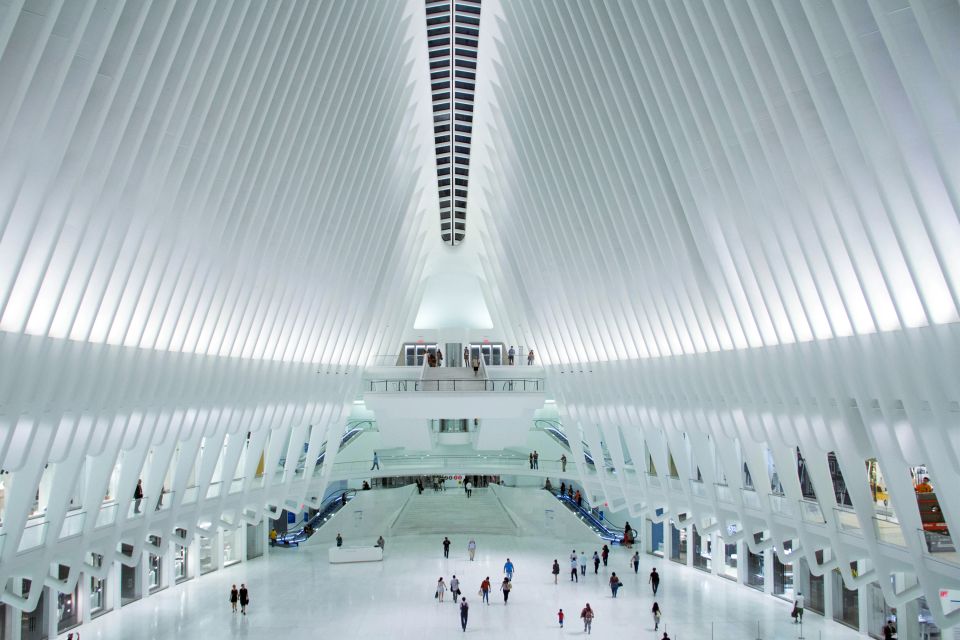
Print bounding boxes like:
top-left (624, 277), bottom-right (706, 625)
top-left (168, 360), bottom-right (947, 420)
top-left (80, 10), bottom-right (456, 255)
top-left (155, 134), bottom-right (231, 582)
top-left (223, 528), bottom-right (240, 567)
top-left (832, 567), bottom-right (859, 629)
top-left (720, 535), bottom-right (738, 580)
top-left (670, 519), bottom-right (687, 564)
top-left (647, 510), bottom-right (664, 557)
top-left (147, 536), bottom-right (163, 593)
top-left (247, 523), bottom-right (264, 560)
top-left (692, 525), bottom-right (711, 572)
top-left (174, 545), bottom-right (188, 583)
top-left (21, 579), bottom-right (48, 640)
top-left (120, 544), bottom-right (141, 606)
top-left (746, 533), bottom-right (765, 590)
top-left (56, 565), bottom-right (79, 634)
top-left (89, 553), bottom-right (108, 618)
top-left (773, 541), bottom-right (794, 600)
top-left (867, 581), bottom-right (897, 639)
top-left (199, 535), bottom-right (215, 575)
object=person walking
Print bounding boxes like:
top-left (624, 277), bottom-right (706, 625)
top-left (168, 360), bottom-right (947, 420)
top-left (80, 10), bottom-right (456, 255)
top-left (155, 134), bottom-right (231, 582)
top-left (579, 551), bottom-right (587, 576)
top-left (601, 544), bottom-right (609, 567)
top-left (508, 345), bottom-right (516, 365)
top-left (631, 551), bottom-right (640, 573)
top-left (500, 577), bottom-right (512, 604)
top-left (561, 454), bottom-right (567, 472)
top-left (370, 452), bottom-right (380, 471)
top-left (649, 567), bottom-right (660, 595)
top-left (230, 585), bottom-right (238, 613)
top-left (558, 608), bottom-right (564, 628)
top-left (610, 572), bottom-right (621, 597)
top-left (416, 479), bottom-right (423, 494)
top-left (528, 349), bottom-right (535, 365)
top-left (794, 592), bottom-right (805, 623)
top-left (471, 355), bottom-right (480, 376)
top-left (238, 584), bottom-right (249, 615)
top-left (459, 597), bottom-right (469, 631)
top-left (592, 551), bottom-right (601, 574)
top-left (133, 480), bottom-right (144, 513)
top-left (552, 559), bottom-right (560, 584)
top-left (652, 601), bottom-right (662, 630)
top-left (580, 603), bottom-right (594, 634)
top-left (570, 552), bottom-right (579, 582)
top-left (450, 575), bottom-right (461, 603)
top-left (436, 577), bottom-right (447, 602)
top-left (463, 346), bottom-right (470, 367)
top-left (468, 538), bottom-right (477, 561)
top-left (464, 480), bottom-right (472, 498)
top-left (437, 348), bottom-right (443, 367)
top-left (442, 536), bottom-right (451, 558)
top-left (503, 558), bottom-right (515, 581)
top-left (480, 577), bottom-right (491, 605)
top-left (376, 535), bottom-right (385, 551)
top-left (533, 451), bottom-right (539, 469)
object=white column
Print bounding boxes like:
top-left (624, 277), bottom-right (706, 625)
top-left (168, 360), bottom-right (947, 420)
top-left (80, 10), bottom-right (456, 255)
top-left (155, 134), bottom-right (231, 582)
top-left (45, 585), bottom-right (57, 640)
top-left (762, 548), bottom-right (774, 594)
top-left (79, 568), bottom-right (91, 625)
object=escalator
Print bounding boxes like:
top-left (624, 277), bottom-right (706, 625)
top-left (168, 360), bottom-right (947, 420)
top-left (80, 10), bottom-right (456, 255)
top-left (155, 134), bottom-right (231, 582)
top-left (551, 490), bottom-right (625, 543)
top-left (274, 488), bottom-right (357, 548)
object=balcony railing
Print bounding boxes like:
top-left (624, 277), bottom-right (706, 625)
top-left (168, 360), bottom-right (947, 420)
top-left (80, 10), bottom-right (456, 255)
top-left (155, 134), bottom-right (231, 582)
top-left (365, 378), bottom-right (545, 392)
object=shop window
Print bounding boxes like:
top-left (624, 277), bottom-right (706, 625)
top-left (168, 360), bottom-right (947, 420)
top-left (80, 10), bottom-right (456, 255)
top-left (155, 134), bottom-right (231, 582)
top-left (746, 533), bottom-right (765, 590)
top-left (772, 541), bottom-right (794, 600)
top-left (89, 553), bottom-right (108, 617)
top-left (148, 535), bottom-right (163, 593)
top-left (247, 523), bottom-right (264, 560)
top-left (832, 567), bottom-right (859, 629)
top-left (223, 528), bottom-right (240, 567)
top-left (56, 565), bottom-right (79, 634)
top-left (120, 544), bottom-right (141, 606)
top-left (647, 509), bottom-right (664, 557)
top-left (670, 519), bottom-right (687, 564)
top-left (20, 579), bottom-right (47, 640)
top-left (720, 528), bottom-right (738, 580)
top-left (692, 525), bottom-right (711, 572)
top-left (199, 535), bottom-right (215, 575)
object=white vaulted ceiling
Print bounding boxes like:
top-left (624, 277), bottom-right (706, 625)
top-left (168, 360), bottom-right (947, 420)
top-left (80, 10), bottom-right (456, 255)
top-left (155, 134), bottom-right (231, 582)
top-left (1, 0), bottom-right (960, 628)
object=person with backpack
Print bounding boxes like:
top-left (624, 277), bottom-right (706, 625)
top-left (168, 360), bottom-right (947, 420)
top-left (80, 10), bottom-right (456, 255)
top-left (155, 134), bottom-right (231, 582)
top-left (552, 559), bottom-right (560, 584)
top-left (652, 601), bottom-right (662, 630)
top-left (610, 572), bottom-right (622, 597)
top-left (238, 584), bottom-right (249, 615)
top-left (593, 551), bottom-right (601, 574)
top-left (581, 603), bottom-right (595, 634)
top-left (480, 576), bottom-right (491, 604)
top-left (500, 577), bottom-right (512, 604)
top-left (459, 597), bottom-right (469, 631)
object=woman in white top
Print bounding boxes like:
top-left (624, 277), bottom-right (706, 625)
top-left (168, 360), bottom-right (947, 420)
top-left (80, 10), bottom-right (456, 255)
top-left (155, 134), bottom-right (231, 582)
top-left (436, 577), bottom-right (446, 602)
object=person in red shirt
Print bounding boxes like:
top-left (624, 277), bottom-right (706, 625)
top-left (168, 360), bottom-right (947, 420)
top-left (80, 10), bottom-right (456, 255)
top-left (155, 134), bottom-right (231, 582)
top-left (480, 577), bottom-right (491, 605)
top-left (558, 608), bottom-right (565, 628)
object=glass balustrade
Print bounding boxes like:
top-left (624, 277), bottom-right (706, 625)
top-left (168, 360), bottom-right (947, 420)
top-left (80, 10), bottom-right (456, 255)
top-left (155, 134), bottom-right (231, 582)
top-left (365, 378), bottom-right (544, 392)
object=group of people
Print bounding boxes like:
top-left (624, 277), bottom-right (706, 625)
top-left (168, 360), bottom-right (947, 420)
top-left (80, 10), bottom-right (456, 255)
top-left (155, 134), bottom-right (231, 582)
top-left (528, 451), bottom-right (540, 469)
top-left (435, 537), bottom-right (519, 631)
top-left (228, 584), bottom-right (250, 615)
top-left (559, 482), bottom-right (584, 507)
top-left (505, 346), bottom-right (536, 365)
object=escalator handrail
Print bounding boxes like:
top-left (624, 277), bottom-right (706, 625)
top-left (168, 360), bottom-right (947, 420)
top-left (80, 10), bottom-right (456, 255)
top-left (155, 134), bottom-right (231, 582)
top-left (554, 493), bottom-right (623, 541)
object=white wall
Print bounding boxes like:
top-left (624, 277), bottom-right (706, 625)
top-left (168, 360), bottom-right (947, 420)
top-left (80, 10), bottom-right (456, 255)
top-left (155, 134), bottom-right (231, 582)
top-left (490, 485), bottom-right (596, 543)
top-left (306, 484), bottom-right (416, 546)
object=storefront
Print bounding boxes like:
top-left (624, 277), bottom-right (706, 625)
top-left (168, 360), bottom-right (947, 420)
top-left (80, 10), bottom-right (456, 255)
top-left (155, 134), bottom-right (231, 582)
top-left (56, 565), bottom-right (79, 635)
top-left (670, 518), bottom-right (687, 565)
top-left (120, 544), bottom-right (141, 606)
top-left (867, 581), bottom-right (897, 639)
top-left (89, 553), bottom-right (108, 618)
top-left (746, 533), bottom-right (765, 590)
top-left (20, 580), bottom-right (47, 640)
top-left (832, 568), bottom-right (859, 629)
top-left (148, 536), bottom-right (164, 593)
top-left (796, 551), bottom-right (826, 615)
top-left (647, 509), bottom-right (664, 557)
top-left (772, 541), bottom-right (794, 601)
top-left (247, 523), bottom-right (264, 560)
top-left (223, 528), bottom-right (240, 567)
top-left (199, 535), bottom-right (216, 575)
top-left (174, 544), bottom-right (189, 583)
top-left (718, 524), bottom-right (738, 580)
top-left (692, 525), bottom-right (711, 572)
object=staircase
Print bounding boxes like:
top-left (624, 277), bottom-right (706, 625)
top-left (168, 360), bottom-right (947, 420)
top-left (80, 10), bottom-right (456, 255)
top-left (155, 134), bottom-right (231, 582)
top-left (390, 489), bottom-right (518, 536)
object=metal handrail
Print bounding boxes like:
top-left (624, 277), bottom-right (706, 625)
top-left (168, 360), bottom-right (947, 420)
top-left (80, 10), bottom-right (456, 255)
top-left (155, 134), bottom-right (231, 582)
top-left (365, 378), bottom-right (545, 392)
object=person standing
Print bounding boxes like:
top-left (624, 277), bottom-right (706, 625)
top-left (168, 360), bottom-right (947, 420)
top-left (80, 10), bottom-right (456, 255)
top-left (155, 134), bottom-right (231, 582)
top-left (610, 572), bottom-right (621, 597)
top-left (529, 452), bottom-right (534, 469)
top-left (601, 544), bottom-right (610, 567)
top-left (437, 348), bottom-right (443, 367)
top-left (575, 490), bottom-right (583, 507)
top-left (528, 349), bottom-right (535, 365)
top-left (471, 355), bottom-right (480, 376)
top-left (468, 538), bottom-right (477, 561)
top-left (652, 602), bottom-right (662, 630)
top-left (592, 551), bottom-right (601, 574)
top-left (133, 480), bottom-right (144, 513)
top-left (500, 577), bottom-right (512, 604)
top-left (436, 577), bottom-right (447, 602)
top-left (480, 577), bottom-right (491, 605)
top-left (416, 479), bottom-right (423, 494)
top-left (230, 585), bottom-right (238, 613)
top-left (579, 551), bottom-right (587, 576)
top-left (631, 551), bottom-right (640, 573)
top-left (882, 619), bottom-right (896, 640)
top-left (442, 536), bottom-right (451, 558)
top-left (649, 567), bottom-right (660, 595)
top-left (508, 345), bottom-right (516, 365)
top-left (459, 597), bottom-right (469, 631)
top-left (336, 532), bottom-right (343, 547)
top-left (376, 535), bottom-right (385, 551)
top-left (533, 451), bottom-right (539, 469)
top-left (558, 608), bottom-right (564, 627)
top-left (580, 603), bottom-right (594, 634)
top-left (794, 592), bottom-right (805, 623)
top-left (504, 558), bottom-right (515, 581)
top-left (464, 480), bottom-right (472, 498)
top-left (450, 575), bottom-right (461, 603)
top-left (238, 584), bottom-right (249, 615)
top-left (463, 346), bottom-right (469, 367)
top-left (552, 559), bottom-right (560, 584)
top-left (560, 481), bottom-right (566, 495)
top-left (370, 452), bottom-right (380, 471)
top-left (570, 552), bottom-right (579, 582)
top-left (561, 454), bottom-right (567, 472)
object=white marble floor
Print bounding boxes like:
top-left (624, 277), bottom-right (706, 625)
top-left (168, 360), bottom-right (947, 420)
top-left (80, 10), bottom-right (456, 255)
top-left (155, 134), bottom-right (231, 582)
top-left (76, 534), bottom-right (865, 639)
